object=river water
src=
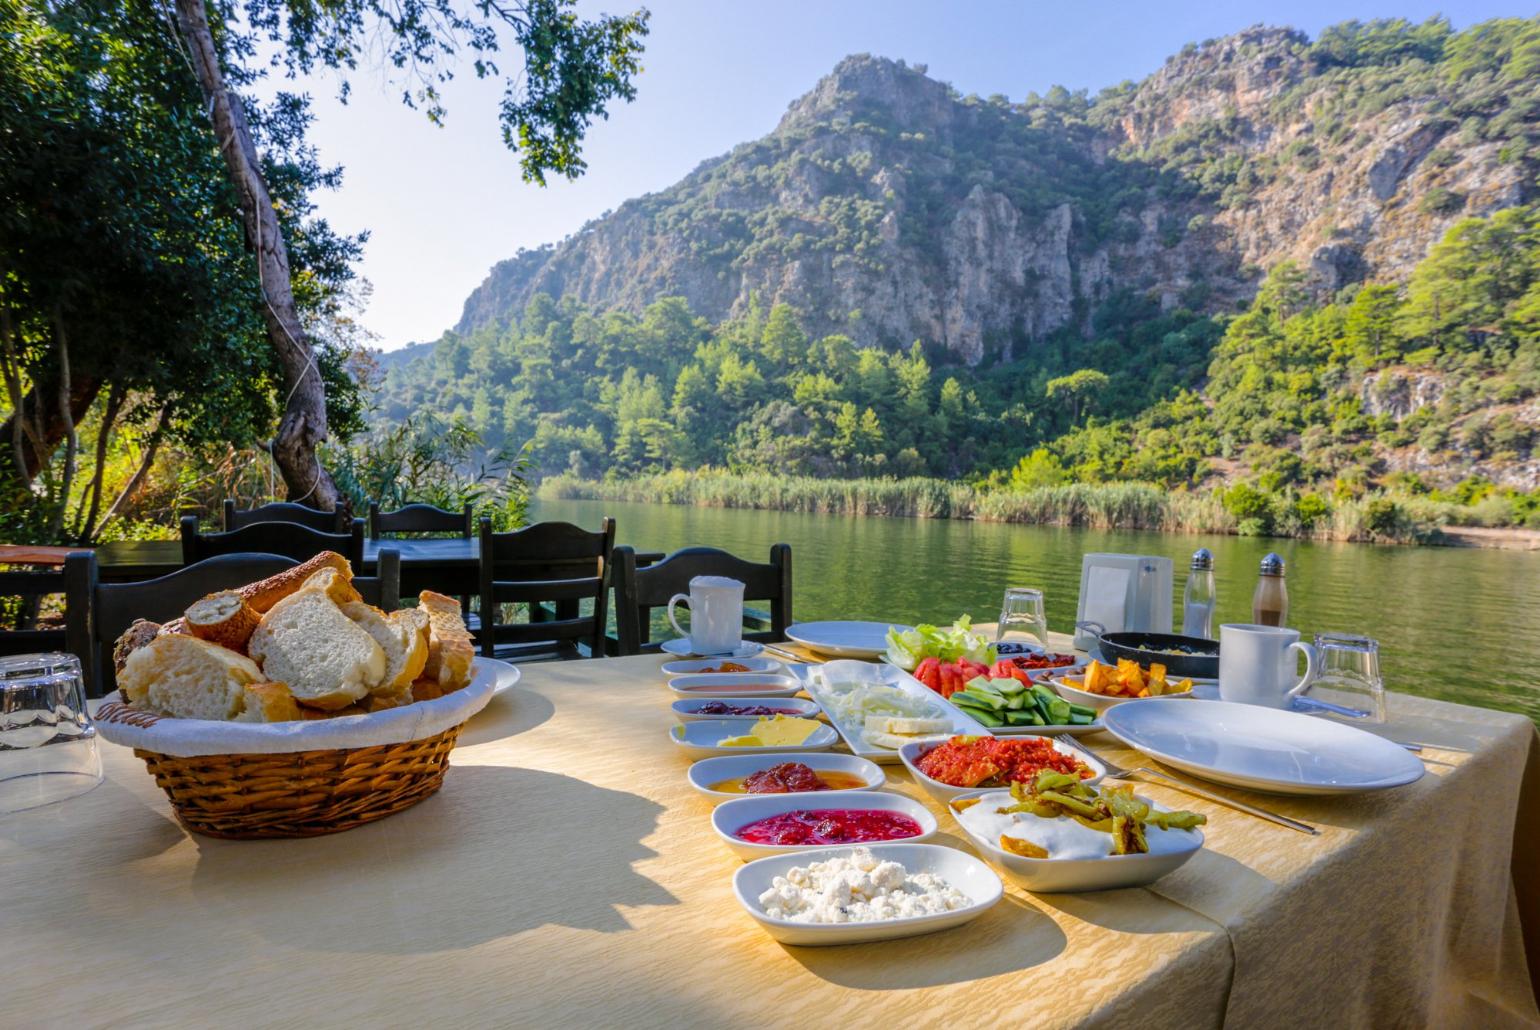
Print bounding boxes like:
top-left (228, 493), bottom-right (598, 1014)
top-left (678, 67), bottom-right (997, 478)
top-left (532, 497), bottom-right (1540, 722)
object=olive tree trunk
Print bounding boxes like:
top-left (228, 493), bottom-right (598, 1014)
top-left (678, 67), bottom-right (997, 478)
top-left (172, 0), bottom-right (341, 510)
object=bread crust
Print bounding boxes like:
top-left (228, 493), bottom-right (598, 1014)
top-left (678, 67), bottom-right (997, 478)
top-left (185, 591), bottom-right (261, 653)
top-left (239, 551), bottom-right (352, 613)
top-left (236, 682), bottom-right (303, 723)
top-left (301, 566), bottom-right (362, 607)
top-left (418, 590), bottom-right (475, 690)
top-left (112, 619), bottom-right (162, 673)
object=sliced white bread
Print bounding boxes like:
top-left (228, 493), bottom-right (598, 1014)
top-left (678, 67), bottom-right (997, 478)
top-left (184, 590), bottom-right (261, 653)
top-left (248, 588), bottom-right (385, 710)
top-left (234, 682), bottom-right (303, 723)
top-left (340, 602), bottom-right (429, 696)
top-left (119, 634), bottom-right (263, 720)
top-left (418, 591), bottom-right (475, 690)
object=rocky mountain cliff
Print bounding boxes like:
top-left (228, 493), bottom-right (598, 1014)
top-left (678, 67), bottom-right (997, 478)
top-left (451, 21), bottom-right (1537, 363)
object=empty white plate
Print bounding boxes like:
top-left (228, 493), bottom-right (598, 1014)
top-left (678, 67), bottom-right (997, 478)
top-left (1102, 698), bottom-right (1425, 796)
top-left (785, 621), bottom-right (909, 659)
top-left (732, 843), bottom-right (1002, 946)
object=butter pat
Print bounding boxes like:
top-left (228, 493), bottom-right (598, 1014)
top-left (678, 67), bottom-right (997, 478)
top-left (716, 715), bottom-right (822, 748)
top-left (747, 715), bottom-right (822, 746)
top-left (718, 733), bottom-right (764, 747)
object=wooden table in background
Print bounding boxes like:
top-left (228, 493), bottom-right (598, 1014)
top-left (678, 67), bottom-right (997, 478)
top-left (4, 644), bottom-right (1536, 1028)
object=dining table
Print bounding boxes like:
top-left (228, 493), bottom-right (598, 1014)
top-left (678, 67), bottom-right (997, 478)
top-left (5, 633), bottom-right (1537, 1028)
top-left (2, 539), bottom-right (665, 593)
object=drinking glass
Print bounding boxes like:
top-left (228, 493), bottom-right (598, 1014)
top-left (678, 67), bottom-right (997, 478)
top-left (1303, 632), bottom-right (1387, 723)
top-left (0, 653), bottom-right (103, 813)
top-left (997, 587), bottom-right (1050, 651)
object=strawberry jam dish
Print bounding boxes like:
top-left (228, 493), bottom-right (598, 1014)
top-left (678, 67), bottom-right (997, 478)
top-left (733, 809), bottom-right (924, 846)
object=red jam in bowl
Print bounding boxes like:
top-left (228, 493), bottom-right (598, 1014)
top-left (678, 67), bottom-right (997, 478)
top-left (733, 809), bottom-right (923, 846)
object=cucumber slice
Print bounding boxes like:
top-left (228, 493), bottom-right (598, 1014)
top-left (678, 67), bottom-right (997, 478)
top-left (968, 708), bottom-right (1004, 727)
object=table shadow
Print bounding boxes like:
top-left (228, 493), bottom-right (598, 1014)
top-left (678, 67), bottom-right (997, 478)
top-left (456, 687), bottom-right (555, 747)
top-left (0, 775), bottom-right (186, 864)
top-left (1038, 848), bottom-right (1272, 934)
top-left (786, 893), bottom-right (1067, 989)
top-left (188, 765), bottom-right (676, 955)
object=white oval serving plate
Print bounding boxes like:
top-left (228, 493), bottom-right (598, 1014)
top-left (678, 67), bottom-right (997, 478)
top-left (732, 842), bottom-right (1002, 946)
top-left (897, 736), bottom-right (1105, 804)
top-left (670, 719), bottom-right (837, 761)
top-left (711, 790), bottom-right (937, 861)
top-left (946, 787), bottom-right (1205, 892)
top-left (1102, 697), bottom-right (1425, 796)
top-left (661, 656), bottom-right (782, 677)
top-left (667, 673), bottom-right (803, 699)
top-left (785, 621), bottom-right (910, 659)
top-left (687, 751), bottom-right (884, 803)
top-left (671, 696), bottom-right (821, 723)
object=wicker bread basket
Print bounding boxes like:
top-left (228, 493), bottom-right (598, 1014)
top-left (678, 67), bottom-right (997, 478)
top-left (95, 664), bottom-right (504, 839)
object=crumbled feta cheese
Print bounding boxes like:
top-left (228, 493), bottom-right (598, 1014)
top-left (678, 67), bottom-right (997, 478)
top-left (756, 847), bottom-right (971, 923)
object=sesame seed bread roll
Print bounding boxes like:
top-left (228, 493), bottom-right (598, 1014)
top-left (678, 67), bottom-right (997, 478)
top-left (184, 591), bottom-right (261, 653)
top-left (238, 551), bottom-right (352, 614)
top-left (112, 619), bottom-right (162, 674)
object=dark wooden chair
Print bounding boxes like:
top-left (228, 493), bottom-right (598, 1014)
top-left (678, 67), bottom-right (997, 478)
top-left (223, 499), bottom-right (340, 533)
top-left (478, 517), bottom-right (614, 662)
top-left (182, 515), bottom-right (364, 567)
top-left (0, 555), bottom-right (93, 659)
top-left (611, 544), bottom-right (793, 657)
top-left (369, 501), bottom-right (472, 538)
top-left (71, 549), bottom-right (400, 697)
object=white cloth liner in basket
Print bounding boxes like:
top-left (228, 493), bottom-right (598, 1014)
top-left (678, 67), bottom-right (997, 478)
top-left (92, 659), bottom-right (510, 757)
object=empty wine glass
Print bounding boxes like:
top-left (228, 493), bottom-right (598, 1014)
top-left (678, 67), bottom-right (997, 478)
top-left (997, 587), bottom-right (1050, 652)
top-left (1304, 632), bottom-right (1386, 723)
top-left (0, 653), bottom-right (102, 813)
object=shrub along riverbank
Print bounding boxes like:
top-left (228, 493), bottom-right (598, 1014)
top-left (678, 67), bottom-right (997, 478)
top-left (537, 471), bottom-right (1534, 545)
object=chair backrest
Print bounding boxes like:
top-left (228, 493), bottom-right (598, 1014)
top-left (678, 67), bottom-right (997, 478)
top-left (75, 549), bottom-right (400, 697)
top-left (0, 557), bottom-right (92, 659)
top-left (478, 517), bottom-right (615, 660)
top-left (182, 515), bottom-right (364, 567)
top-left (611, 544), bottom-right (793, 656)
top-left (370, 501), bottom-right (472, 538)
top-left (223, 499), bottom-right (339, 533)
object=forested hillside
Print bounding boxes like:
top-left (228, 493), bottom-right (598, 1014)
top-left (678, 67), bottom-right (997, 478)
top-left (377, 17), bottom-right (1540, 531)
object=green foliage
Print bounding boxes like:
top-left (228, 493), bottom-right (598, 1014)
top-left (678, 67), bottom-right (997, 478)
top-left (243, 0), bottom-right (649, 185)
top-left (327, 414), bottom-right (530, 530)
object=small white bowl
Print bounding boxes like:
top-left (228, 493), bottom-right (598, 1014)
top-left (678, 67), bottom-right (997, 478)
top-left (732, 843), bottom-right (1003, 946)
top-left (897, 737), bottom-right (1105, 804)
top-left (671, 697), bottom-right (822, 723)
top-left (661, 656), bottom-right (782, 677)
top-left (670, 719), bottom-right (837, 761)
top-left (947, 787), bottom-right (1205, 892)
top-left (711, 791), bottom-right (937, 862)
top-left (667, 673), bottom-right (803, 699)
top-left (687, 752), bottom-right (885, 803)
top-left (1049, 676), bottom-right (1195, 714)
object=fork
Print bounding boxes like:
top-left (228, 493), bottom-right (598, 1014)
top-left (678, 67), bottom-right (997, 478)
top-left (1073, 743), bottom-right (1320, 836)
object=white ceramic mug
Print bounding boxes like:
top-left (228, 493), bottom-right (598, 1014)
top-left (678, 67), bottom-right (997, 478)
top-left (667, 576), bottom-right (745, 654)
top-left (1218, 623), bottom-right (1319, 709)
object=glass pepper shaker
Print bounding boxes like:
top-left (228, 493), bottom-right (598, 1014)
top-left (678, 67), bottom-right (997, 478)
top-left (1252, 552), bottom-right (1288, 627)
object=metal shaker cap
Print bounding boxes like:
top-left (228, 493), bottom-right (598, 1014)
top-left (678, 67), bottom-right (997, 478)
top-left (1259, 552), bottom-right (1285, 576)
top-left (1190, 548), bottom-right (1214, 571)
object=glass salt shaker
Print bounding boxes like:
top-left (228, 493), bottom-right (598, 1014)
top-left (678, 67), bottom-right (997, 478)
top-left (1181, 548), bottom-right (1217, 639)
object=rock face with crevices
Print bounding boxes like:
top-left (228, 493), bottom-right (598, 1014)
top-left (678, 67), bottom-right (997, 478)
top-left (451, 26), bottom-right (1537, 364)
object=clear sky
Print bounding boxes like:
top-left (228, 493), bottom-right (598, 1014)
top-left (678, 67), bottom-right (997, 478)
top-left (270, 1), bottom-right (1529, 351)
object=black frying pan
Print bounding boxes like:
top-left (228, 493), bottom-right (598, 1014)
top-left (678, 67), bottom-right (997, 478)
top-left (1095, 631), bottom-right (1219, 679)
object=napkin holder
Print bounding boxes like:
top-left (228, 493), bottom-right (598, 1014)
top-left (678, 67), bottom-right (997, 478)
top-left (1074, 553), bottom-right (1173, 650)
